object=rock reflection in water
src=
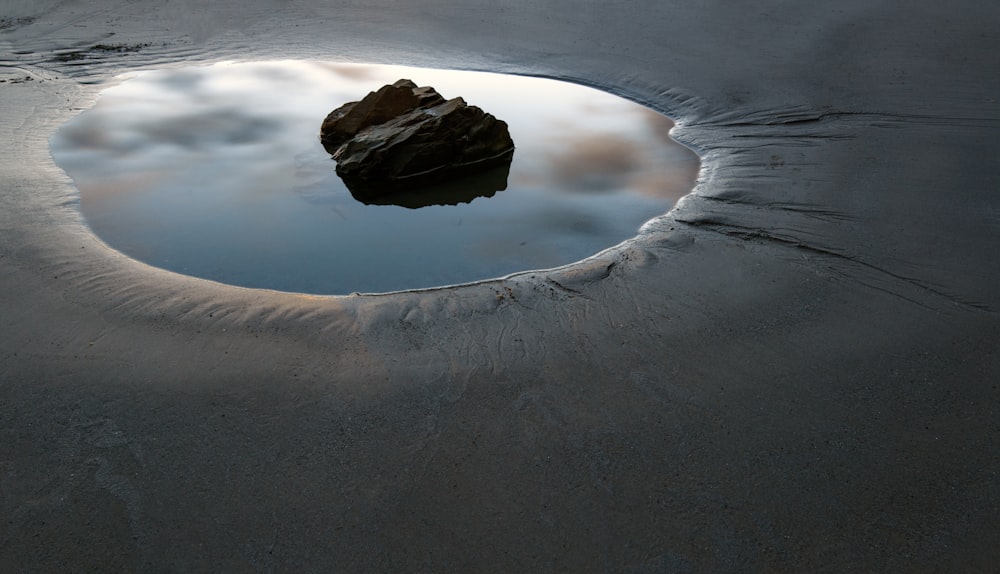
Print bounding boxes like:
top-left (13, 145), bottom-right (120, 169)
top-left (348, 158), bottom-right (512, 209)
top-left (50, 61), bottom-right (699, 294)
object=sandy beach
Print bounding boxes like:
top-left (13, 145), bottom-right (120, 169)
top-left (2, 0), bottom-right (998, 570)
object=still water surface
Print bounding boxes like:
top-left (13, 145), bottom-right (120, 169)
top-left (52, 61), bottom-right (698, 294)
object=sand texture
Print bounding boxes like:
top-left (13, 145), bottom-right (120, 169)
top-left (1, 0), bottom-right (999, 571)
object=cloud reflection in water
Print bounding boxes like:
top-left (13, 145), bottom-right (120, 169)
top-left (51, 61), bottom-right (699, 294)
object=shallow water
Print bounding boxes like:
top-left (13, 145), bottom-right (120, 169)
top-left (52, 61), bottom-right (698, 294)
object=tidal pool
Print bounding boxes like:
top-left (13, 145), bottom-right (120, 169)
top-left (52, 61), bottom-right (699, 294)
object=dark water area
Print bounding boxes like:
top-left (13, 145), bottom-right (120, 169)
top-left (52, 61), bottom-right (699, 294)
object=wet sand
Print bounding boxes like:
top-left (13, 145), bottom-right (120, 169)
top-left (2, 1), bottom-right (999, 570)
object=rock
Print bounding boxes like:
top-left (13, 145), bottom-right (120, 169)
top-left (320, 79), bottom-right (515, 203)
top-left (320, 79), bottom-right (444, 150)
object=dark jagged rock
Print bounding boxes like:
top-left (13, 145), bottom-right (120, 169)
top-left (320, 79), bottom-right (515, 204)
top-left (332, 97), bottom-right (515, 194)
top-left (320, 79), bottom-right (444, 150)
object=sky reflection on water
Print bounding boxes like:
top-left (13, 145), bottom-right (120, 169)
top-left (52, 61), bottom-right (699, 294)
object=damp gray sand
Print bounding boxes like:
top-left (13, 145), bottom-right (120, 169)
top-left (1, 1), bottom-right (999, 571)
